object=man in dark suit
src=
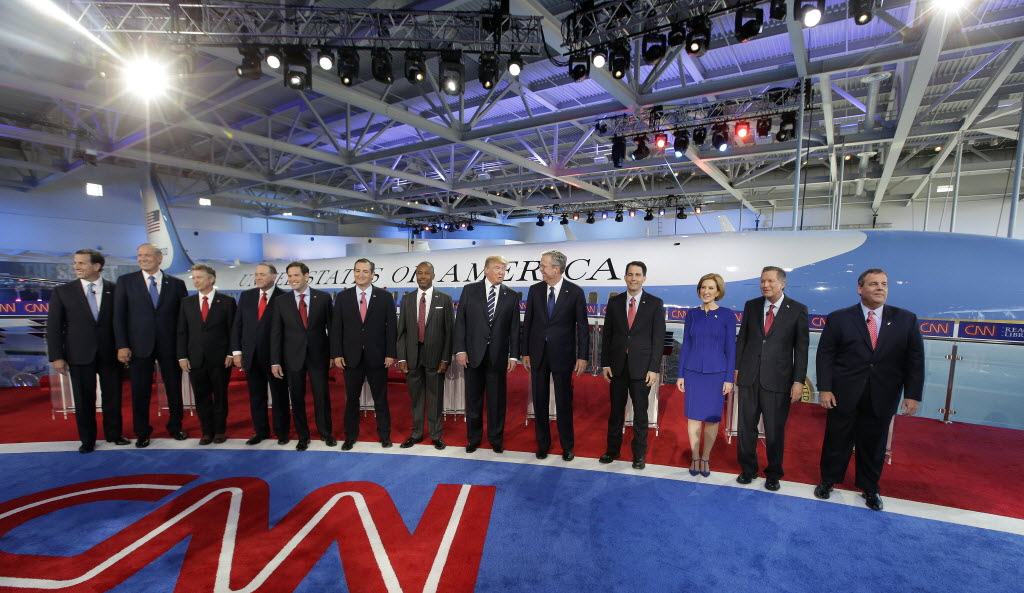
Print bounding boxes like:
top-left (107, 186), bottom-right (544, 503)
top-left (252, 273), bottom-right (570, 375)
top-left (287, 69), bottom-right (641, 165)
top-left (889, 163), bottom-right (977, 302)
top-left (332, 258), bottom-right (397, 450)
top-left (814, 268), bottom-right (925, 511)
top-left (599, 261), bottom-right (665, 470)
top-left (453, 255), bottom-right (520, 454)
top-left (734, 266), bottom-right (809, 491)
top-left (46, 249), bottom-right (129, 453)
top-left (114, 243), bottom-right (189, 448)
top-left (231, 262), bottom-right (291, 445)
top-left (396, 262), bottom-right (454, 450)
top-left (270, 261), bottom-right (335, 451)
top-left (177, 264), bottom-right (236, 445)
top-left (522, 250), bottom-right (590, 461)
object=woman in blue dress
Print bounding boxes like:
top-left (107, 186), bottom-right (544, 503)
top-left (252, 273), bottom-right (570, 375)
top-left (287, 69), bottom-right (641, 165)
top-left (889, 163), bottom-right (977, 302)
top-left (675, 273), bottom-right (736, 477)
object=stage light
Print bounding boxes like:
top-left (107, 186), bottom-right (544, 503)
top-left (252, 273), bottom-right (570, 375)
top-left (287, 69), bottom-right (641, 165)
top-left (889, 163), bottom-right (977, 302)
top-left (668, 22), bottom-right (686, 47)
top-left (560, 214), bottom-right (569, 225)
top-left (337, 49), bottom-right (359, 86)
top-left (124, 56), bottom-right (170, 100)
top-left (844, 154), bottom-right (852, 161)
top-left (797, 0), bottom-right (825, 28)
top-left (586, 212), bottom-right (596, 224)
top-left (440, 51), bottom-right (464, 95)
top-left (851, 0), bottom-right (874, 24)
top-left (536, 214), bottom-right (545, 227)
top-left (547, 214), bottom-right (555, 223)
top-left (658, 206), bottom-right (666, 216)
top-left (236, 47), bottom-right (262, 80)
top-left (654, 133), bottom-right (668, 150)
top-left (572, 212), bottom-right (580, 221)
top-left (677, 208), bottom-right (687, 219)
top-left (735, 7), bottom-right (764, 43)
top-left (264, 48), bottom-right (282, 70)
top-left (479, 52), bottom-right (500, 89)
top-left (317, 50), bottom-right (335, 71)
top-left (602, 211), bottom-right (609, 220)
top-left (711, 123), bottom-right (729, 152)
top-left (467, 222), bottom-right (475, 231)
top-left (569, 54), bottom-right (590, 82)
top-left (686, 17), bottom-right (712, 57)
top-left (592, 48), bottom-right (607, 69)
top-left (756, 117), bottom-right (772, 138)
top-left (770, 0), bottom-right (787, 20)
top-left (629, 208), bottom-right (637, 218)
top-left (673, 129), bottom-right (690, 157)
top-left (615, 210), bottom-right (624, 222)
top-left (371, 48), bottom-right (394, 84)
top-left (642, 33), bottom-right (666, 65)
top-left (507, 52), bottom-right (523, 77)
top-left (631, 136), bottom-right (650, 161)
top-left (735, 120), bottom-right (750, 139)
top-left (611, 136), bottom-right (626, 168)
top-left (643, 210), bottom-right (654, 221)
top-left (777, 112), bottom-right (797, 142)
top-left (430, 224), bottom-right (439, 234)
top-left (283, 46), bottom-right (311, 90)
top-left (692, 126), bottom-right (707, 146)
top-left (404, 51), bottom-right (426, 83)
top-left (609, 42), bottom-right (630, 79)
top-left (695, 204), bottom-right (702, 214)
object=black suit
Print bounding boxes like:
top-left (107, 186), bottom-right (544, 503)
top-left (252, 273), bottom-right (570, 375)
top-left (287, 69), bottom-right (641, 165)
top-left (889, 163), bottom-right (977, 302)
top-left (177, 292), bottom-right (236, 437)
top-left (331, 286), bottom-right (397, 442)
top-left (522, 280), bottom-right (590, 452)
top-left (453, 280), bottom-right (520, 448)
top-left (816, 303), bottom-right (925, 493)
top-left (734, 295), bottom-right (809, 480)
top-left (600, 291), bottom-right (665, 459)
top-left (114, 271), bottom-right (188, 439)
top-left (270, 288), bottom-right (333, 442)
top-left (231, 287), bottom-right (291, 439)
top-left (397, 289), bottom-right (454, 441)
top-left (46, 278), bottom-right (123, 445)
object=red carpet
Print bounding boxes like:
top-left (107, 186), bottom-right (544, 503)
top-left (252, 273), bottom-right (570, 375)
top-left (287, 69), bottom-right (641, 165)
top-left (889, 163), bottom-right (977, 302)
top-left (2, 368), bottom-right (1022, 519)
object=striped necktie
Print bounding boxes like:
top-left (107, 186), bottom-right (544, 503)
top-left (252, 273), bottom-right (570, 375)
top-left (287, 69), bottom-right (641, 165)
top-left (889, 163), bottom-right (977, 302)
top-left (487, 285), bottom-right (496, 323)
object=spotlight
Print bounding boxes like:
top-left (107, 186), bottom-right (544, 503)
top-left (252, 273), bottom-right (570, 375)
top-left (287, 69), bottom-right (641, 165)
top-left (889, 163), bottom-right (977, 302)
top-left (595, 122), bottom-right (609, 135)
top-left (668, 22), bottom-right (686, 47)
top-left (654, 133), bottom-right (668, 150)
top-left (797, 0), bottom-right (826, 28)
top-left (467, 222), bottom-right (475, 231)
top-left (676, 208), bottom-right (687, 219)
top-left (735, 120), bottom-right (750, 139)
top-left (283, 46), bottom-right (312, 90)
top-left (479, 52), bottom-right (500, 89)
top-left (536, 214), bottom-right (545, 227)
top-left (602, 211), bottom-right (609, 220)
top-left (264, 48), bottom-right (283, 70)
top-left (337, 49), bottom-right (359, 86)
top-left (642, 33), bottom-right (666, 65)
top-left (236, 47), bottom-right (262, 80)
top-left (756, 117), bottom-right (772, 138)
top-left (317, 50), bottom-right (335, 71)
top-left (695, 204), bottom-right (703, 214)
top-left (547, 214), bottom-right (555, 223)
top-left (609, 42), bottom-right (630, 79)
top-left (777, 112), bottom-right (797, 142)
top-left (692, 126), bottom-right (707, 146)
top-left (507, 52), bottom-right (524, 77)
top-left (851, 0), bottom-right (874, 24)
top-left (430, 224), bottom-right (439, 234)
top-left (711, 123), bottom-right (729, 152)
top-left (586, 212), bottom-right (596, 224)
top-left (629, 208), bottom-right (637, 218)
top-left (371, 48), bottom-right (394, 84)
top-left (770, 0), bottom-right (787, 20)
top-left (569, 54), bottom-right (590, 82)
top-left (673, 129), bottom-right (689, 157)
top-left (592, 48), bottom-right (607, 69)
top-left (615, 210), bottom-right (624, 222)
top-left (611, 136), bottom-right (626, 168)
top-left (643, 210), bottom-right (654, 221)
top-left (572, 212), bottom-right (580, 221)
top-left (460, 221), bottom-right (468, 229)
top-left (658, 206), bottom-right (666, 216)
top-left (735, 7), bottom-right (764, 43)
top-left (405, 51), bottom-right (426, 83)
top-left (124, 56), bottom-right (170, 100)
top-left (685, 17), bottom-right (712, 57)
top-left (440, 51), bottom-right (464, 96)
top-left (560, 214), bottom-right (569, 225)
top-left (630, 136), bottom-right (650, 161)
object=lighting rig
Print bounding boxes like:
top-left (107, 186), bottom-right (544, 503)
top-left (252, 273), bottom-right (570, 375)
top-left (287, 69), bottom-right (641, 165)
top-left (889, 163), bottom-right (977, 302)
top-left (406, 216), bottom-right (476, 235)
top-left (532, 196), bottom-right (694, 224)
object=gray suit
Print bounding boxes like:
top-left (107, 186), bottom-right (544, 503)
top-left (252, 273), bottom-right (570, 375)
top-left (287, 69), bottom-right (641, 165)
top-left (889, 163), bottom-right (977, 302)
top-left (397, 289), bottom-right (454, 441)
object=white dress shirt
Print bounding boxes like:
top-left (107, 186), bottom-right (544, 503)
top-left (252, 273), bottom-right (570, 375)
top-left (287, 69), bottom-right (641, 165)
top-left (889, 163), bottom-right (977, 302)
top-left (764, 293), bottom-right (785, 325)
top-left (142, 269), bottom-right (163, 294)
top-left (860, 302), bottom-right (885, 340)
top-left (80, 278), bottom-right (103, 311)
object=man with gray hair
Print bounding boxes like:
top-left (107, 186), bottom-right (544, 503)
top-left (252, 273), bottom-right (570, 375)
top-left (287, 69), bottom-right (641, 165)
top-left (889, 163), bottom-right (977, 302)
top-left (522, 249), bottom-right (589, 461)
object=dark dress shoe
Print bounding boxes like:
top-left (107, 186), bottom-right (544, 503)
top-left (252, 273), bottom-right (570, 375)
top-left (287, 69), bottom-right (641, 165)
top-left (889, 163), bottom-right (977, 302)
top-left (213, 434), bottom-right (227, 444)
top-left (863, 491), bottom-right (884, 511)
top-left (400, 438), bottom-right (420, 448)
top-left (466, 444), bottom-right (478, 453)
top-left (277, 438), bottom-right (290, 445)
top-left (108, 437), bottom-right (131, 446)
top-left (562, 450), bottom-right (574, 462)
top-left (536, 450), bottom-right (548, 459)
top-left (341, 440), bottom-right (355, 450)
top-left (599, 453), bottom-right (618, 464)
top-left (323, 437), bottom-right (337, 447)
top-left (632, 458), bottom-right (646, 470)
top-left (814, 481), bottom-right (834, 500)
top-left (736, 473), bottom-right (754, 485)
top-left (78, 443), bottom-right (94, 454)
top-left (171, 431), bottom-right (188, 441)
top-left (296, 439), bottom-right (309, 451)
top-left (246, 435), bottom-right (265, 446)
top-left (198, 436), bottom-right (213, 446)
top-left (381, 439), bottom-right (393, 448)
top-left (135, 437), bottom-right (150, 449)
top-left (492, 445), bottom-right (503, 454)
top-left (433, 439), bottom-right (446, 450)
top-left (765, 478), bottom-right (781, 492)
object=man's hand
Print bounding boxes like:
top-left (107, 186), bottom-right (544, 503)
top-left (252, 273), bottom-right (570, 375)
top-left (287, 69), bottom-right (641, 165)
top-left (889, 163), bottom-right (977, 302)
top-left (790, 382), bottom-right (804, 403)
top-left (456, 352), bottom-right (468, 367)
top-left (384, 357), bottom-right (395, 368)
top-left (224, 355), bottom-right (233, 368)
top-left (506, 359), bottom-right (517, 373)
top-left (398, 361), bottom-right (409, 374)
top-left (333, 357), bottom-right (346, 369)
top-left (437, 361), bottom-right (449, 375)
top-left (645, 371), bottom-right (658, 387)
top-left (819, 391), bottom-right (837, 409)
top-left (272, 364), bottom-right (284, 379)
top-left (900, 399), bottom-right (920, 416)
top-left (233, 354), bottom-right (243, 368)
top-left (522, 355), bottom-right (531, 371)
top-left (722, 381), bottom-right (734, 396)
top-left (52, 359), bottom-right (68, 375)
top-left (676, 378), bottom-right (685, 392)
top-left (179, 359), bottom-right (191, 372)
top-left (117, 348), bottom-right (132, 364)
top-left (574, 359), bottom-right (587, 376)
top-left (602, 367), bottom-right (613, 383)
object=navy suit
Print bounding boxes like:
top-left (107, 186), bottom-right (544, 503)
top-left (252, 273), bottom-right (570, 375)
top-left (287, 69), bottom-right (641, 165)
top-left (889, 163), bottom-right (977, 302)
top-left (231, 287), bottom-right (291, 439)
top-left (522, 279), bottom-right (590, 453)
top-left (46, 278), bottom-right (123, 445)
top-left (114, 271), bottom-right (188, 439)
top-left (816, 303), bottom-right (925, 493)
top-left (177, 292), bottom-right (236, 437)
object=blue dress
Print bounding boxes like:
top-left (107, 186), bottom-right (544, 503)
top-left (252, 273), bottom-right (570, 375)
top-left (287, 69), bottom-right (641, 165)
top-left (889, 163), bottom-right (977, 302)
top-left (677, 306), bottom-right (737, 422)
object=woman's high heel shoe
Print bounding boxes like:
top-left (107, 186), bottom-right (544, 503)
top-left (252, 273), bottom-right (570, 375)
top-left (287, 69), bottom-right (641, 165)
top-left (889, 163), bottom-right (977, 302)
top-left (699, 459), bottom-right (711, 478)
top-left (688, 458), bottom-right (700, 477)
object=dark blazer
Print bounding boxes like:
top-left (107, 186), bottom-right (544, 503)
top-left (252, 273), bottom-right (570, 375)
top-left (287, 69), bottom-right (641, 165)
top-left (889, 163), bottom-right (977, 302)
top-left (396, 289), bottom-right (454, 369)
top-left (522, 280), bottom-right (590, 371)
top-left (330, 286), bottom-right (397, 368)
top-left (735, 296), bottom-right (809, 392)
top-left (453, 280), bottom-right (521, 368)
top-left (600, 291), bottom-right (666, 377)
top-left (816, 303), bottom-right (925, 417)
top-left (46, 279), bottom-right (117, 366)
top-left (113, 271), bottom-right (188, 357)
top-left (270, 288), bottom-right (332, 372)
top-left (230, 286), bottom-right (291, 370)
top-left (677, 307), bottom-right (736, 374)
top-left (177, 292), bottom-right (237, 366)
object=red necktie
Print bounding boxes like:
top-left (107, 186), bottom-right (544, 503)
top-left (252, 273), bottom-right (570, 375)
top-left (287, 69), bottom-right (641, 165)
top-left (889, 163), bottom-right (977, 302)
top-left (299, 293), bottom-right (308, 328)
top-left (627, 297), bottom-right (636, 329)
top-left (201, 296), bottom-right (209, 322)
top-left (258, 291), bottom-right (267, 321)
top-left (867, 310), bottom-right (878, 349)
top-left (418, 293), bottom-right (427, 342)
top-left (764, 304), bottom-right (775, 334)
top-left (359, 291), bottom-right (367, 322)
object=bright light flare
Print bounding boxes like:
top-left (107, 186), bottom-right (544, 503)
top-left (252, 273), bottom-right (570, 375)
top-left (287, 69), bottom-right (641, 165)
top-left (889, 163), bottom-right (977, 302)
top-left (124, 57), bottom-right (169, 100)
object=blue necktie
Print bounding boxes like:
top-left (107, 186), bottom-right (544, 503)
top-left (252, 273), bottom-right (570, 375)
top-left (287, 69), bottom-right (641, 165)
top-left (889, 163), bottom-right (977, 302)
top-left (547, 286), bottom-right (555, 317)
top-left (87, 282), bottom-right (99, 320)
top-left (149, 275), bottom-right (159, 307)
top-left (487, 285), bottom-right (496, 323)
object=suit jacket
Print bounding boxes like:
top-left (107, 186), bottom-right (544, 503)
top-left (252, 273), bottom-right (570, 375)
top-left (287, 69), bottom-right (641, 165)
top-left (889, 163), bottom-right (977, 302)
top-left (113, 271), bottom-right (188, 358)
top-left (816, 303), bottom-right (925, 417)
top-left (177, 292), bottom-right (237, 367)
top-left (396, 289), bottom-right (454, 369)
top-left (735, 296), bottom-right (809, 392)
top-left (522, 279), bottom-right (590, 372)
top-left (270, 288), bottom-right (332, 372)
top-left (46, 279), bottom-right (117, 366)
top-left (330, 286), bottom-right (397, 368)
top-left (230, 287), bottom-right (291, 370)
top-left (677, 306), bottom-right (736, 374)
top-left (452, 280), bottom-right (521, 368)
top-left (600, 291), bottom-right (666, 377)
